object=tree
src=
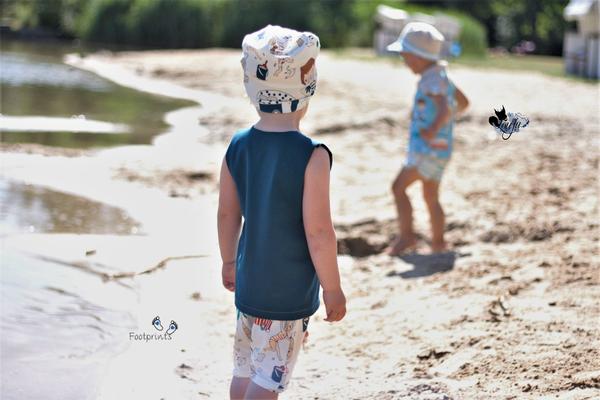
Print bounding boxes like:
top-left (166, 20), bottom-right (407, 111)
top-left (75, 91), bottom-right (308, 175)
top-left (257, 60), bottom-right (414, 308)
top-left (406, 0), bottom-right (570, 55)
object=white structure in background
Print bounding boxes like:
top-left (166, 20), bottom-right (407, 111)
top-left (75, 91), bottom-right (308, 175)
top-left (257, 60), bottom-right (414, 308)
top-left (563, 0), bottom-right (600, 79)
top-left (374, 4), bottom-right (461, 58)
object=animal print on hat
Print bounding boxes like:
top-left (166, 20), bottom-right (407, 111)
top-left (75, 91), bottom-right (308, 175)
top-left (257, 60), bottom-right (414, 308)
top-left (241, 25), bottom-right (320, 114)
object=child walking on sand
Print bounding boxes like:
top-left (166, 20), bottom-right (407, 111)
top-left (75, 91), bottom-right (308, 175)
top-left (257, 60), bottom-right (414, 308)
top-left (218, 25), bottom-right (346, 400)
top-left (385, 22), bottom-right (469, 255)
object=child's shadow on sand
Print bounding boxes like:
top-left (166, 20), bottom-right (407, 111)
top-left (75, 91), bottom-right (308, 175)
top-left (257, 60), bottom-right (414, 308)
top-left (387, 251), bottom-right (456, 278)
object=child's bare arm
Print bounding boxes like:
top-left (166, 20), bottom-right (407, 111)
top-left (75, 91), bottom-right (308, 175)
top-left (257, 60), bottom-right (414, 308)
top-left (303, 147), bottom-right (346, 322)
top-left (217, 156), bottom-right (242, 292)
top-left (454, 85), bottom-right (469, 114)
top-left (420, 94), bottom-right (450, 145)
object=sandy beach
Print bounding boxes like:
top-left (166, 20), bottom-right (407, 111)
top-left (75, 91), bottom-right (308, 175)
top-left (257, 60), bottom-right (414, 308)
top-left (2, 48), bottom-right (599, 399)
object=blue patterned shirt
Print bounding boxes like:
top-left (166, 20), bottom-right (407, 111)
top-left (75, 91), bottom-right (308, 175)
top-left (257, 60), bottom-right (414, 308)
top-left (408, 62), bottom-right (456, 159)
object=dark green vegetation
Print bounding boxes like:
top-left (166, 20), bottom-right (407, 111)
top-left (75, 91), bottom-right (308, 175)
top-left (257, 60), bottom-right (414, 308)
top-left (4, 0), bottom-right (571, 56)
top-left (407, 0), bottom-right (572, 56)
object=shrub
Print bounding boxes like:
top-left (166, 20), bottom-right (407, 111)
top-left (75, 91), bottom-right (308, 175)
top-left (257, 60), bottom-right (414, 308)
top-left (447, 11), bottom-right (487, 56)
top-left (77, 0), bottom-right (132, 44)
top-left (350, 1), bottom-right (487, 56)
top-left (9, 0), bottom-right (488, 55)
top-left (127, 0), bottom-right (212, 48)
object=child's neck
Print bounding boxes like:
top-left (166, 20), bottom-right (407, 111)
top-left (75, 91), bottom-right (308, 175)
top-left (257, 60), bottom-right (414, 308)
top-left (417, 60), bottom-right (437, 74)
top-left (254, 112), bottom-right (301, 132)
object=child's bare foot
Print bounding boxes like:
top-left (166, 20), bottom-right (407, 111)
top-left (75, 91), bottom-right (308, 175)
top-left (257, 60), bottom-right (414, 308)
top-left (385, 236), bottom-right (417, 256)
top-left (430, 240), bottom-right (447, 253)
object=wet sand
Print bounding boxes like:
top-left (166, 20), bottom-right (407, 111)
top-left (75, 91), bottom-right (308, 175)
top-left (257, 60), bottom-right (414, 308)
top-left (2, 48), bottom-right (599, 399)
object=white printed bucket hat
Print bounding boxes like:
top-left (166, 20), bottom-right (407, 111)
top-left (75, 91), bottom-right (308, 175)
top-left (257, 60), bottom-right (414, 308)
top-left (386, 22), bottom-right (445, 61)
top-left (241, 24), bottom-right (320, 114)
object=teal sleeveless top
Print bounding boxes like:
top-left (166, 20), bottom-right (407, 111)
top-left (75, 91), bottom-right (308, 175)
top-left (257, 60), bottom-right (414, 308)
top-left (225, 126), bottom-right (332, 320)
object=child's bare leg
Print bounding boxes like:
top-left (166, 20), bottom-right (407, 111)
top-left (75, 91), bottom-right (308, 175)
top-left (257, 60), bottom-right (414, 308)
top-left (422, 178), bottom-right (446, 252)
top-left (244, 381), bottom-right (278, 400)
top-left (387, 167), bottom-right (420, 255)
top-left (230, 377), bottom-right (250, 399)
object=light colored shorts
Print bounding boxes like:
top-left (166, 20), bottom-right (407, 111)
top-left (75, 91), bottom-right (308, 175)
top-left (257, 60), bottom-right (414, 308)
top-left (232, 309), bottom-right (309, 393)
top-left (405, 151), bottom-right (450, 182)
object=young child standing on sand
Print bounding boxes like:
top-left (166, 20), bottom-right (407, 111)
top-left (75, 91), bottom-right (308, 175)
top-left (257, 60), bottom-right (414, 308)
top-left (385, 22), bottom-right (469, 255)
top-left (218, 25), bottom-right (346, 400)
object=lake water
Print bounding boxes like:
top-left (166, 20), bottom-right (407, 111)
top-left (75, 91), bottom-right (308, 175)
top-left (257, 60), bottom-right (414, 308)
top-left (1, 39), bottom-right (191, 400)
top-left (1, 249), bottom-right (139, 400)
top-left (1, 39), bottom-right (193, 148)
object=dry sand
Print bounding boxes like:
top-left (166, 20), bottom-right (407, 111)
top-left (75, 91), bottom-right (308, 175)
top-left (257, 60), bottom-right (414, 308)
top-left (3, 48), bottom-right (599, 399)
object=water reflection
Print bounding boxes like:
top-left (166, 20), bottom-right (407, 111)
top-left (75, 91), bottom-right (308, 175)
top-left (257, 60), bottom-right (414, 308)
top-left (0, 39), bottom-right (194, 148)
top-left (1, 51), bottom-right (111, 90)
top-left (0, 180), bottom-right (140, 235)
top-left (0, 115), bottom-right (129, 133)
top-left (0, 39), bottom-right (178, 400)
top-left (1, 249), bottom-right (138, 400)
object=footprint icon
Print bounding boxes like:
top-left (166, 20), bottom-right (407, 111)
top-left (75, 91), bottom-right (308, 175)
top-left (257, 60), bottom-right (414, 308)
top-left (152, 316), bottom-right (163, 331)
top-left (166, 320), bottom-right (178, 336)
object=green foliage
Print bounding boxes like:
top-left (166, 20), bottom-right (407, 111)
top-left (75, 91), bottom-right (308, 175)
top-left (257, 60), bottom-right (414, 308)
top-left (61, 0), bottom-right (93, 35)
top-left (214, 0), bottom-right (357, 48)
top-left (407, 0), bottom-right (570, 55)
top-left (75, 0), bottom-right (219, 48)
top-left (351, 1), bottom-right (487, 55)
top-left (216, 0), bottom-right (315, 47)
top-left (446, 11), bottom-right (487, 56)
top-left (6, 1), bottom-right (41, 30)
top-left (1, 0), bottom-right (567, 56)
top-left (350, 0), bottom-right (407, 47)
top-left (72, 0), bottom-right (367, 49)
top-left (127, 0), bottom-right (212, 48)
top-left (3, 0), bottom-right (87, 36)
top-left (490, 0), bottom-right (570, 55)
top-left (77, 0), bottom-right (132, 44)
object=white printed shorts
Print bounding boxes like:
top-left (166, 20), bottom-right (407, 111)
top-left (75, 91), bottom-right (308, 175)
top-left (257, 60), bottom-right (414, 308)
top-left (232, 309), bottom-right (309, 393)
top-left (406, 151), bottom-right (450, 182)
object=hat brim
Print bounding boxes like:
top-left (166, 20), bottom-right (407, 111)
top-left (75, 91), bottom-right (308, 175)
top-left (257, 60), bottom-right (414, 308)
top-left (386, 41), bottom-right (404, 53)
top-left (386, 40), bottom-right (440, 61)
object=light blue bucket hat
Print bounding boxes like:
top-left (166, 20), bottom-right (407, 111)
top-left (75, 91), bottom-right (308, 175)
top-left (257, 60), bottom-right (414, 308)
top-left (386, 22), bottom-right (445, 61)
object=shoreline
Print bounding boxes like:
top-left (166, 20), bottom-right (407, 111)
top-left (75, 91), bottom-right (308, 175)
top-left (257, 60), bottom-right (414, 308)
top-left (2, 49), bottom-right (229, 400)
